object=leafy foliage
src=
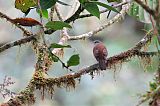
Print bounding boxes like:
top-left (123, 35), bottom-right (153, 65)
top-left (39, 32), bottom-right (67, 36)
top-left (90, 1), bottom-right (119, 13)
top-left (39, 0), bottom-right (57, 9)
top-left (50, 43), bottom-right (71, 48)
top-left (4, 0), bottom-right (160, 106)
top-left (37, 9), bottom-right (48, 19)
top-left (67, 54), bottom-right (80, 67)
top-left (80, 0), bottom-right (119, 18)
top-left (15, 0), bottom-right (118, 19)
top-left (45, 21), bottom-right (72, 30)
top-left (15, 0), bottom-right (71, 16)
top-left (83, 2), bottom-right (100, 18)
top-left (107, 0), bottom-right (121, 3)
top-left (15, 0), bottom-right (36, 13)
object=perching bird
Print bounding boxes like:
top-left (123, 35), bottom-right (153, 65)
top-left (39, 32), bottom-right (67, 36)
top-left (93, 40), bottom-right (108, 70)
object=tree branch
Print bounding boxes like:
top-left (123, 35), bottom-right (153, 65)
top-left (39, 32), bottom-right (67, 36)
top-left (64, 4), bottom-right (84, 23)
top-left (5, 50), bottom-right (158, 106)
top-left (0, 35), bottom-right (36, 53)
top-left (68, 1), bottom-right (130, 40)
top-left (1, 28), bottom-right (157, 106)
top-left (1, 80), bottom-right (36, 106)
top-left (78, 1), bottom-right (128, 19)
top-left (49, 6), bottom-right (55, 21)
top-left (0, 11), bottom-right (34, 36)
top-left (52, 4), bottom-right (70, 55)
top-left (1, 0), bottom-right (159, 106)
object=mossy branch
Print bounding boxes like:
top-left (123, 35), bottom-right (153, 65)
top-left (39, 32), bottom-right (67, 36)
top-left (0, 0), bottom-right (159, 106)
top-left (1, 31), bottom-right (158, 106)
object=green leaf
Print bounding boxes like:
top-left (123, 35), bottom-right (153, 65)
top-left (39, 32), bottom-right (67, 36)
top-left (40, 0), bottom-right (57, 9)
top-left (83, 2), bottom-right (100, 18)
top-left (37, 9), bottom-right (48, 19)
top-left (15, 0), bottom-right (36, 13)
top-left (50, 43), bottom-right (71, 48)
top-left (45, 21), bottom-right (72, 30)
top-left (90, 1), bottom-right (119, 13)
top-left (79, 0), bottom-right (86, 4)
top-left (67, 54), bottom-right (80, 67)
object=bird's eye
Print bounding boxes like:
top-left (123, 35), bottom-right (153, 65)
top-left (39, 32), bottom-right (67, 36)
top-left (94, 40), bottom-right (100, 44)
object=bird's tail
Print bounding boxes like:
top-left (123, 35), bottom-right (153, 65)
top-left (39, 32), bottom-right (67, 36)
top-left (99, 59), bottom-right (106, 70)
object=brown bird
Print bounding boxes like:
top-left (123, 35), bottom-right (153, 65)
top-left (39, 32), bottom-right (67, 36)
top-left (93, 40), bottom-right (108, 70)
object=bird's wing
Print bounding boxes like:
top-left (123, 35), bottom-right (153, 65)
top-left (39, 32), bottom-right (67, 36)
top-left (103, 48), bottom-right (108, 56)
top-left (94, 49), bottom-right (100, 61)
